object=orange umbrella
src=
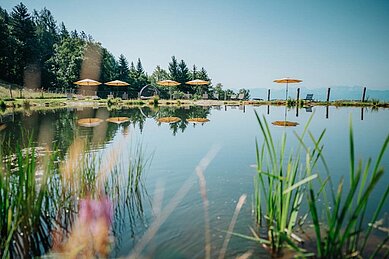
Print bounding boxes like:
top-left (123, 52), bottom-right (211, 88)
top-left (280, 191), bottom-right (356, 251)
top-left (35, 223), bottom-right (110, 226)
top-left (273, 78), bottom-right (302, 101)
top-left (157, 80), bottom-right (180, 99)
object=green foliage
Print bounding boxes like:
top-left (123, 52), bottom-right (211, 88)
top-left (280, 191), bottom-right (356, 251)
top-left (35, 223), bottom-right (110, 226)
top-left (252, 114), bottom-right (389, 258)
top-left (48, 36), bottom-right (85, 89)
top-left (254, 113), bottom-right (318, 256)
top-left (0, 99), bottom-right (6, 110)
top-left (304, 119), bottom-right (389, 258)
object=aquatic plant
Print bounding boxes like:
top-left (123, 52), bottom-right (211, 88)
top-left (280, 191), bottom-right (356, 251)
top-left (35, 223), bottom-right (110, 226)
top-left (253, 113), bottom-right (318, 256)
top-left (252, 113), bottom-right (389, 258)
top-left (0, 135), bottom-right (150, 257)
top-left (304, 119), bottom-right (389, 258)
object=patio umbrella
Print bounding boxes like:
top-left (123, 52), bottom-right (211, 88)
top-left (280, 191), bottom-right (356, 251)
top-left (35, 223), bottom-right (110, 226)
top-left (273, 77), bottom-right (302, 127)
top-left (157, 80), bottom-right (180, 99)
top-left (105, 80), bottom-right (130, 97)
top-left (186, 79), bottom-right (209, 95)
top-left (74, 79), bottom-right (102, 86)
top-left (273, 78), bottom-right (302, 101)
top-left (74, 79), bottom-right (102, 96)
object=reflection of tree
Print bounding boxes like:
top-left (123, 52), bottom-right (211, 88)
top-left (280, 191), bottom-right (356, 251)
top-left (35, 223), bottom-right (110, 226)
top-left (156, 106), bottom-right (211, 135)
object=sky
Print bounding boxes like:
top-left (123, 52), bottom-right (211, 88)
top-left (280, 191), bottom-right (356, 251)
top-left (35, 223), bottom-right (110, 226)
top-left (2, 0), bottom-right (389, 90)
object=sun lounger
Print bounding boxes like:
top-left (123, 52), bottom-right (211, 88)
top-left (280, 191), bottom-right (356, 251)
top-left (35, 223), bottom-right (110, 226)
top-left (238, 93), bottom-right (245, 100)
top-left (304, 94), bottom-right (314, 101)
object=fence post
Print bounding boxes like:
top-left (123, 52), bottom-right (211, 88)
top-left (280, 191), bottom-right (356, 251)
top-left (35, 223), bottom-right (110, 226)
top-left (361, 87), bottom-right (366, 102)
top-left (267, 89), bottom-right (271, 101)
top-left (326, 88), bottom-right (331, 102)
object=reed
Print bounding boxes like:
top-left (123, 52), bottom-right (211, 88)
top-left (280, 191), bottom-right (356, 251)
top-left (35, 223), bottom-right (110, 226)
top-left (303, 118), bottom-right (389, 258)
top-left (253, 112), bottom-right (319, 256)
top-left (252, 113), bottom-right (389, 258)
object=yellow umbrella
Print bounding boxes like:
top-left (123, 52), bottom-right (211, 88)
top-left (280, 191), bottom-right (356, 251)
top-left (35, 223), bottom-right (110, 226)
top-left (186, 79), bottom-right (209, 86)
top-left (105, 80), bottom-right (130, 98)
top-left (105, 80), bottom-right (129, 86)
top-left (157, 80), bottom-right (180, 87)
top-left (74, 79), bottom-right (102, 86)
top-left (157, 80), bottom-right (180, 99)
top-left (186, 79), bottom-right (209, 95)
top-left (273, 77), bottom-right (302, 127)
top-left (273, 78), bottom-right (302, 101)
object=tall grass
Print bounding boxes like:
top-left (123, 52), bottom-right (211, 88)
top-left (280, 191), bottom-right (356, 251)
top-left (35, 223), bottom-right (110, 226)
top-left (303, 118), bottom-right (389, 258)
top-left (0, 136), bottom-right (150, 258)
top-left (253, 112), bottom-right (319, 256)
top-left (253, 113), bottom-right (389, 258)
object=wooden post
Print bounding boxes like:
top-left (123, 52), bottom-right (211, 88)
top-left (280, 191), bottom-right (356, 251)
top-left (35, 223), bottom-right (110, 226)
top-left (267, 89), bottom-right (271, 101)
top-left (296, 88), bottom-right (300, 107)
top-left (326, 88), bottom-right (331, 102)
top-left (267, 105), bottom-right (270, 115)
top-left (361, 87), bottom-right (366, 102)
top-left (361, 107), bottom-right (364, 120)
top-left (326, 105), bottom-right (329, 119)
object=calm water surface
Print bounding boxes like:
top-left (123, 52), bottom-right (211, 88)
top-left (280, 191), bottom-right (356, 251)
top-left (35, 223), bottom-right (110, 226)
top-left (1, 105), bottom-right (388, 258)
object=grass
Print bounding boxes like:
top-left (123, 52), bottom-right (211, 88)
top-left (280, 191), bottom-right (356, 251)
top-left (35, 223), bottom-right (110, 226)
top-left (303, 118), bottom-right (389, 258)
top-left (253, 112), bottom-right (319, 256)
top-left (251, 113), bottom-right (389, 258)
top-left (0, 134), bottom-right (149, 257)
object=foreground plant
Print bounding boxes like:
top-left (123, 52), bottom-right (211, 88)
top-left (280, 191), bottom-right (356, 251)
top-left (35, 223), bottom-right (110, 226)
top-left (253, 113), bottom-right (318, 256)
top-left (252, 113), bottom-right (389, 258)
top-left (305, 119), bottom-right (389, 258)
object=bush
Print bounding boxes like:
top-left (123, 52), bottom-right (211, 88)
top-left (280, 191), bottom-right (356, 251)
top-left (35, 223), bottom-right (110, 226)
top-left (0, 99), bottom-right (6, 110)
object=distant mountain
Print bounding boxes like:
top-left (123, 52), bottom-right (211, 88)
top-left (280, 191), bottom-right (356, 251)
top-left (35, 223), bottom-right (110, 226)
top-left (247, 86), bottom-right (389, 101)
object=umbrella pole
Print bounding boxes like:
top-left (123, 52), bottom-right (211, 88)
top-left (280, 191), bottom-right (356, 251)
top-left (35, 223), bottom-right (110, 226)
top-left (284, 82), bottom-right (288, 121)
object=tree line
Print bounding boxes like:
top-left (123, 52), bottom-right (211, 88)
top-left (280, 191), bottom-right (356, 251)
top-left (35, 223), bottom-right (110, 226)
top-left (0, 3), bottom-right (249, 99)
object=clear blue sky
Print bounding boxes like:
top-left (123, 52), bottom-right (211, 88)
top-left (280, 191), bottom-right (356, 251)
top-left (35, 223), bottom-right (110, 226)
top-left (2, 0), bottom-right (389, 90)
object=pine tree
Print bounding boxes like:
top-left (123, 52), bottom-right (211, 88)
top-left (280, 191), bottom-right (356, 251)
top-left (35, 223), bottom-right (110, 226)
top-left (9, 3), bottom-right (38, 85)
top-left (136, 58), bottom-right (144, 75)
top-left (168, 56), bottom-right (179, 81)
top-left (117, 54), bottom-right (129, 82)
top-left (177, 59), bottom-right (191, 93)
top-left (191, 64), bottom-right (198, 80)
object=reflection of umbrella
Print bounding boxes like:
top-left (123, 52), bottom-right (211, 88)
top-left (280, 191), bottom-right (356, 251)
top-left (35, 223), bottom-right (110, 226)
top-left (273, 78), bottom-right (302, 127)
top-left (157, 80), bottom-right (180, 99)
top-left (187, 118), bottom-right (210, 124)
top-left (77, 118), bottom-right (103, 127)
top-left (105, 80), bottom-right (130, 97)
top-left (273, 78), bottom-right (302, 101)
top-left (74, 79), bottom-right (102, 86)
top-left (272, 121), bottom-right (299, 127)
top-left (157, 117), bottom-right (181, 123)
top-left (106, 117), bottom-right (130, 124)
top-left (186, 79), bottom-right (209, 95)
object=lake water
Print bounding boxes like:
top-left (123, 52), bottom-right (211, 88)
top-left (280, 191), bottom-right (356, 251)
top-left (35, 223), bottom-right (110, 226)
top-left (1, 105), bottom-right (388, 257)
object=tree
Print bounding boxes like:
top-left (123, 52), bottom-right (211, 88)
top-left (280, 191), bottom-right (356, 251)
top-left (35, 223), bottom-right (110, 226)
top-left (100, 48), bottom-right (118, 82)
top-left (117, 54), bottom-right (129, 82)
top-left (0, 8), bottom-right (12, 82)
top-left (48, 36), bottom-right (85, 90)
top-left (33, 8), bottom-right (59, 89)
top-left (128, 58), bottom-right (149, 97)
top-left (197, 67), bottom-right (212, 94)
top-left (177, 59), bottom-right (191, 93)
top-left (9, 3), bottom-right (38, 85)
top-left (168, 56), bottom-right (179, 81)
top-left (59, 22), bottom-right (69, 39)
top-left (149, 65), bottom-right (169, 98)
top-left (191, 64), bottom-right (198, 80)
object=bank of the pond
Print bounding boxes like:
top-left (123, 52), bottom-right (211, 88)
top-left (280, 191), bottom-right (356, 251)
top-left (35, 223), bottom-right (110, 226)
top-left (1, 97), bottom-right (389, 113)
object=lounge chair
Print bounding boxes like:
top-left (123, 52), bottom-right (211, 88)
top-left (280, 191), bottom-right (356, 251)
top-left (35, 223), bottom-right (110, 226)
top-left (238, 93), bottom-right (245, 100)
top-left (304, 94), bottom-right (314, 101)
